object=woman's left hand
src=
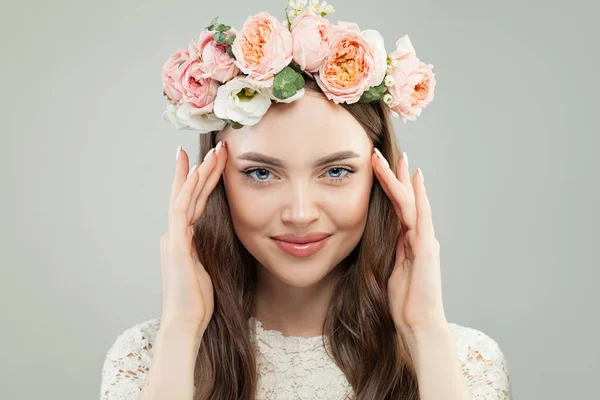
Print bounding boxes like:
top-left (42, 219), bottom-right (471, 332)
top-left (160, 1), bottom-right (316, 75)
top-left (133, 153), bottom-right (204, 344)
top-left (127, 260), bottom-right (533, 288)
top-left (372, 148), bottom-right (448, 336)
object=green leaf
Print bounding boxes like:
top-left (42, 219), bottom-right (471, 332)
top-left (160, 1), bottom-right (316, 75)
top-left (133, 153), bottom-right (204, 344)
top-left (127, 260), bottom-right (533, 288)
top-left (225, 34), bottom-right (236, 45)
top-left (178, 59), bottom-right (186, 68)
top-left (285, 8), bottom-right (292, 31)
top-left (226, 46), bottom-right (236, 59)
top-left (213, 31), bottom-right (226, 44)
top-left (205, 16), bottom-right (219, 30)
top-left (272, 83), bottom-right (297, 100)
top-left (215, 23), bottom-right (231, 32)
top-left (279, 66), bottom-right (305, 89)
top-left (288, 61), bottom-right (303, 74)
top-left (272, 66), bottom-right (305, 100)
top-left (358, 81), bottom-right (386, 103)
top-left (225, 119), bottom-right (243, 129)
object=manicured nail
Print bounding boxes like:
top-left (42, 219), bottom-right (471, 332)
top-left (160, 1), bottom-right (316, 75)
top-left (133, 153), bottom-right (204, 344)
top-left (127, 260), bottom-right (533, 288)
top-left (402, 152), bottom-right (409, 168)
top-left (203, 148), bottom-right (215, 161)
top-left (373, 148), bottom-right (389, 168)
top-left (418, 168), bottom-right (424, 183)
top-left (187, 164), bottom-right (198, 178)
top-left (176, 145), bottom-right (182, 161)
top-left (215, 141), bottom-right (223, 154)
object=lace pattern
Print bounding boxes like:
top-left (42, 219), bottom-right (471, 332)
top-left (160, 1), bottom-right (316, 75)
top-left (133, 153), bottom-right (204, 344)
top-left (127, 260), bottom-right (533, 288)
top-left (100, 318), bottom-right (511, 399)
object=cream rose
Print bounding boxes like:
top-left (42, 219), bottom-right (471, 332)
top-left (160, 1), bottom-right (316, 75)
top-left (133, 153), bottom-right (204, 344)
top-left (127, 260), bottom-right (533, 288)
top-left (161, 49), bottom-right (189, 104)
top-left (290, 9), bottom-right (334, 73)
top-left (173, 57), bottom-right (220, 114)
top-left (230, 11), bottom-right (293, 88)
top-left (193, 29), bottom-right (240, 83)
top-left (385, 35), bottom-right (436, 122)
top-left (314, 22), bottom-right (387, 104)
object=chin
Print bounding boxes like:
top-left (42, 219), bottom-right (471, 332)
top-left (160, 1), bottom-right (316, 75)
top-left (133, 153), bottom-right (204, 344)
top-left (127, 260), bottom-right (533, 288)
top-left (267, 265), bottom-right (334, 288)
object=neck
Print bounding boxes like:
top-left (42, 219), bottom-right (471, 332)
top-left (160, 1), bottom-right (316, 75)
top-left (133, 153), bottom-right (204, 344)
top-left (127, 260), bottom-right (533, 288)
top-left (252, 261), bottom-right (344, 338)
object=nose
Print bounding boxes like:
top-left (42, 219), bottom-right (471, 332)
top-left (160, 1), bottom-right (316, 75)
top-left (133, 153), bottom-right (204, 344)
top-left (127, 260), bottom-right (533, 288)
top-left (281, 181), bottom-right (320, 227)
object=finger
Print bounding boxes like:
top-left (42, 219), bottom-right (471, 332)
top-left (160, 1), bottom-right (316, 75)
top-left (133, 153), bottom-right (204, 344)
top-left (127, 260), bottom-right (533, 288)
top-left (168, 163), bottom-right (200, 246)
top-left (192, 141), bottom-right (228, 222)
top-left (169, 146), bottom-right (190, 218)
top-left (372, 153), bottom-right (402, 217)
top-left (397, 152), bottom-right (414, 202)
top-left (188, 143), bottom-right (219, 222)
top-left (372, 149), bottom-right (418, 230)
top-left (414, 168), bottom-right (435, 238)
top-left (160, 233), bottom-right (168, 301)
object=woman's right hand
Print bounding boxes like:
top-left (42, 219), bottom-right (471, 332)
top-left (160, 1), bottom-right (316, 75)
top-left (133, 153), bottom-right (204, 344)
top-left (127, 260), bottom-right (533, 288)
top-left (159, 141), bottom-right (227, 338)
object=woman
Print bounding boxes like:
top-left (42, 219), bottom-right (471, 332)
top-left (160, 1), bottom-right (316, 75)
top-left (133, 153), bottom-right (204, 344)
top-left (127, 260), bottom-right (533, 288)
top-left (101, 2), bottom-right (512, 399)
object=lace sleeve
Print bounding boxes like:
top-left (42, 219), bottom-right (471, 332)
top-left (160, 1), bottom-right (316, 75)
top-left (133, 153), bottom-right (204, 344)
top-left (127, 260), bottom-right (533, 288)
top-left (100, 319), bottom-right (161, 400)
top-left (449, 323), bottom-right (513, 400)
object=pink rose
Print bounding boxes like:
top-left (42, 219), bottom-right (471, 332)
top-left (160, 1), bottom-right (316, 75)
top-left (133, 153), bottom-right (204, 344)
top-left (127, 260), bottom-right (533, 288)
top-left (314, 22), bottom-right (387, 104)
top-left (192, 29), bottom-right (240, 83)
top-left (290, 9), bottom-right (334, 73)
top-left (173, 57), bottom-right (220, 114)
top-left (385, 35), bottom-right (436, 122)
top-left (161, 49), bottom-right (189, 104)
top-left (231, 11), bottom-right (293, 87)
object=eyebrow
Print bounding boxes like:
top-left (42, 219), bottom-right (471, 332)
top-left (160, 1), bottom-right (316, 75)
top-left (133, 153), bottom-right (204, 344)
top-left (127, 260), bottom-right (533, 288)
top-left (236, 150), bottom-right (361, 168)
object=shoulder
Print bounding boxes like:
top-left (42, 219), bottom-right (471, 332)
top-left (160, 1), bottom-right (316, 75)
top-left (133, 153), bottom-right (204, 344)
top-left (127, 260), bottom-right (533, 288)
top-left (447, 322), bottom-right (513, 399)
top-left (100, 318), bottom-right (161, 400)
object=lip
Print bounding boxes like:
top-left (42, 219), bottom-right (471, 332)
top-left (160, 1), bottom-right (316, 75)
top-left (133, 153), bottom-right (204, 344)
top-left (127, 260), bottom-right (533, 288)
top-left (271, 234), bottom-right (331, 257)
top-left (271, 232), bottom-right (331, 244)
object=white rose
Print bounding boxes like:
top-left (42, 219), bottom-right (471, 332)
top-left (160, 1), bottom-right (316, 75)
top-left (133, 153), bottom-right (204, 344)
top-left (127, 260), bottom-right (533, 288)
top-left (163, 102), bottom-right (226, 134)
top-left (213, 76), bottom-right (273, 126)
top-left (163, 103), bottom-right (188, 130)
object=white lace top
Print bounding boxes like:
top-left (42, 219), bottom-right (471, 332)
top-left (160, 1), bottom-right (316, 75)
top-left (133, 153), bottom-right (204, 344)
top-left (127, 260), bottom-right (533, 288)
top-left (100, 317), bottom-right (512, 399)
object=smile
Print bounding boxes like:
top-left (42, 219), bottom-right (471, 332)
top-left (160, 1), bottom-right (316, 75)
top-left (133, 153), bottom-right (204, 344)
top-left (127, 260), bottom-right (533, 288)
top-left (271, 236), bottom-right (331, 257)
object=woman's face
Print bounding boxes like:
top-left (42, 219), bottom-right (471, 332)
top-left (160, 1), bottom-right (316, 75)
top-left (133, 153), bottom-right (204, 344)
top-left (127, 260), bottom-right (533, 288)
top-left (221, 91), bottom-right (374, 288)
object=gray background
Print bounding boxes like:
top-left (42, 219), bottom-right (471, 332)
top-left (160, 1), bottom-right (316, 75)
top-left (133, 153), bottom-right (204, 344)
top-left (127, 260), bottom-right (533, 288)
top-left (1, 0), bottom-right (598, 398)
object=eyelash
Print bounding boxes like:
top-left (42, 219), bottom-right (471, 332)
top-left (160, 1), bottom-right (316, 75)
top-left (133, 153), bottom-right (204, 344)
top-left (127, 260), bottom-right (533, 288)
top-left (242, 166), bottom-right (355, 187)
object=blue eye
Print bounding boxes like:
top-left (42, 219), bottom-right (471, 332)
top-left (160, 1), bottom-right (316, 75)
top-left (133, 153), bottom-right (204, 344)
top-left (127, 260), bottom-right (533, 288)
top-left (242, 166), bottom-right (355, 186)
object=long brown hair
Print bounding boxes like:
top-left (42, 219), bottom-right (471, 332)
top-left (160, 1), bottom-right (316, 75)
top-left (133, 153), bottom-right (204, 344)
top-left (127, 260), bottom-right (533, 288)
top-left (191, 77), bottom-right (419, 399)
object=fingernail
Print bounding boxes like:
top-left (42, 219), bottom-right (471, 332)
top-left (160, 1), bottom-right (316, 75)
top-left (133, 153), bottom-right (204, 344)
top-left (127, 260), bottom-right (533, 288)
top-left (176, 145), bottom-right (182, 161)
top-left (418, 168), bottom-right (424, 183)
top-left (187, 164), bottom-right (198, 178)
top-left (374, 148), bottom-right (389, 168)
top-left (215, 141), bottom-right (223, 154)
top-left (203, 148), bottom-right (215, 161)
top-left (402, 152), bottom-right (409, 168)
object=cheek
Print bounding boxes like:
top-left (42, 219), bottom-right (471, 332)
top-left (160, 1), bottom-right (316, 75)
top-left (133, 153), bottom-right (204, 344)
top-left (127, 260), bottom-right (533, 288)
top-left (325, 174), bottom-right (372, 230)
top-left (223, 171), bottom-right (273, 231)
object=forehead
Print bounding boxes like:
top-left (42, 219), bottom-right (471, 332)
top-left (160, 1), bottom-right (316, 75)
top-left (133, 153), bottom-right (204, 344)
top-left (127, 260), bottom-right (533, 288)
top-left (222, 92), bottom-right (372, 158)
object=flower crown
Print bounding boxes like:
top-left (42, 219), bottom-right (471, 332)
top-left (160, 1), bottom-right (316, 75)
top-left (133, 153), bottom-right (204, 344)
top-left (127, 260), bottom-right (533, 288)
top-left (161, 0), bottom-right (436, 134)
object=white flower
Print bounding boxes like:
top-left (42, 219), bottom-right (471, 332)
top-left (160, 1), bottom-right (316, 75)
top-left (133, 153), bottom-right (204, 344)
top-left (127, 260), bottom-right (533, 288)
top-left (289, 0), bottom-right (308, 8)
top-left (213, 76), bottom-right (273, 126)
top-left (309, 0), bottom-right (335, 15)
top-left (163, 103), bottom-right (189, 130)
top-left (288, 0), bottom-right (308, 18)
top-left (170, 102), bottom-right (227, 134)
top-left (383, 93), bottom-right (393, 105)
top-left (384, 75), bottom-right (395, 87)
